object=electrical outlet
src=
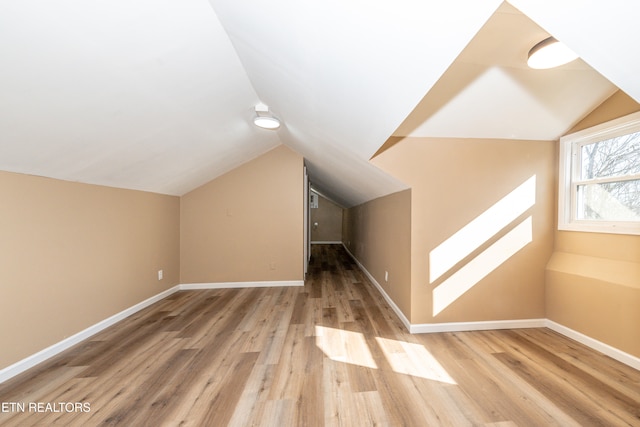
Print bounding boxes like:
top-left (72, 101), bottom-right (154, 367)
top-left (158, 270), bottom-right (163, 280)
top-left (385, 271), bottom-right (388, 282)
top-left (269, 262), bottom-right (277, 270)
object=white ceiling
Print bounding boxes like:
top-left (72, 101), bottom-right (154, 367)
top-left (0, 1), bottom-right (639, 207)
top-left (0, 0), bottom-right (281, 196)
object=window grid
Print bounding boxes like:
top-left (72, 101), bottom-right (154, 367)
top-left (558, 111), bottom-right (640, 235)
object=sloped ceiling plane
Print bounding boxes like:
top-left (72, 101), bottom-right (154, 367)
top-left (0, 0), bottom-right (637, 207)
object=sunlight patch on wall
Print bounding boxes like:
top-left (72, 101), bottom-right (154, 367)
top-left (376, 337), bottom-right (457, 384)
top-left (430, 175), bottom-right (536, 283)
top-left (315, 325), bottom-right (377, 369)
top-left (432, 216), bottom-right (533, 316)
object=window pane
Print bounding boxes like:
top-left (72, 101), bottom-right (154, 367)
top-left (577, 179), bottom-right (640, 221)
top-left (580, 131), bottom-right (640, 180)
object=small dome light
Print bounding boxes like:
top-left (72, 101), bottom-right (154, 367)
top-left (253, 102), bottom-right (281, 130)
top-left (253, 115), bottom-right (281, 130)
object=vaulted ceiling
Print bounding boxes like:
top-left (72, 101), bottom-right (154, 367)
top-left (1, 1), bottom-right (638, 207)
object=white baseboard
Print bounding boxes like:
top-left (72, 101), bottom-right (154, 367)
top-left (179, 280), bottom-right (304, 290)
top-left (3, 272), bottom-right (638, 385)
top-left (0, 279), bottom-right (305, 384)
top-left (342, 244), bottom-right (412, 331)
top-left (410, 319), bottom-right (546, 334)
top-left (546, 320), bottom-right (640, 371)
top-left (341, 243), bottom-right (639, 371)
top-left (342, 244), bottom-right (544, 334)
top-left (0, 285), bottom-right (181, 384)
top-left (311, 241), bottom-right (342, 245)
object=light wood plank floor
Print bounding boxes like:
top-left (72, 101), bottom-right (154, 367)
top-left (1, 244), bottom-right (639, 426)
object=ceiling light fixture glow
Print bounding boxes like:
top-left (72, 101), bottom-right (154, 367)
top-left (527, 37), bottom-right (578, 69)
top-left (253, 103), bottom-right (281, 130)
top-left (253, 116), bottom-right (280, 129)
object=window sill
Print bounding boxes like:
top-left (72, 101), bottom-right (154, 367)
top-left (558, 221), bottom-right (640, 236)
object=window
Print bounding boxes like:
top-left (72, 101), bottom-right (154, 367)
top-left (559, 111), bottom-right (640, 235)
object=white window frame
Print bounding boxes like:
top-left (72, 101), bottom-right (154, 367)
top-left (558, 111), bottom-right (640, 235)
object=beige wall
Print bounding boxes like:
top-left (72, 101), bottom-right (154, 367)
top-left (180, 145), bottom-right (304, 283)
top-left (0, 172), bottom-right (180, 370)
top-left (3, 90), bottom-right (637, 373)
top-left (372, 138), bottom-right (555, 324)
top-left (546, 90), bottom-right (640, 358)
top-left (343, 190), bottom-right (412, 317)
top-left (310, 192), bottom-right (343, 242)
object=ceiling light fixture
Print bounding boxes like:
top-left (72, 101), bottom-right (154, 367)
top-left (253, 102), bottom-right (281, 130)
top-left (527, 37), bottom-right (578, 69)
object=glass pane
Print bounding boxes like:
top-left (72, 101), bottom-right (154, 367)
top-left (577, 179), bottom-right (640, 221)
top-left (580, 131), bottom-right (640, 180)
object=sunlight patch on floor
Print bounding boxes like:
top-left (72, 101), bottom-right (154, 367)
top-left (315, 325), bottom-right (377, 369)
top-left (376, 337), bottom-right (457, 384)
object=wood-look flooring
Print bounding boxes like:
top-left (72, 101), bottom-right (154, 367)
top-left (1, 244), bottom-right (639, 426)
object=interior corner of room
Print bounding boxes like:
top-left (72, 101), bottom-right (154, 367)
top-left (1, 0), bottom-right (639, 389)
